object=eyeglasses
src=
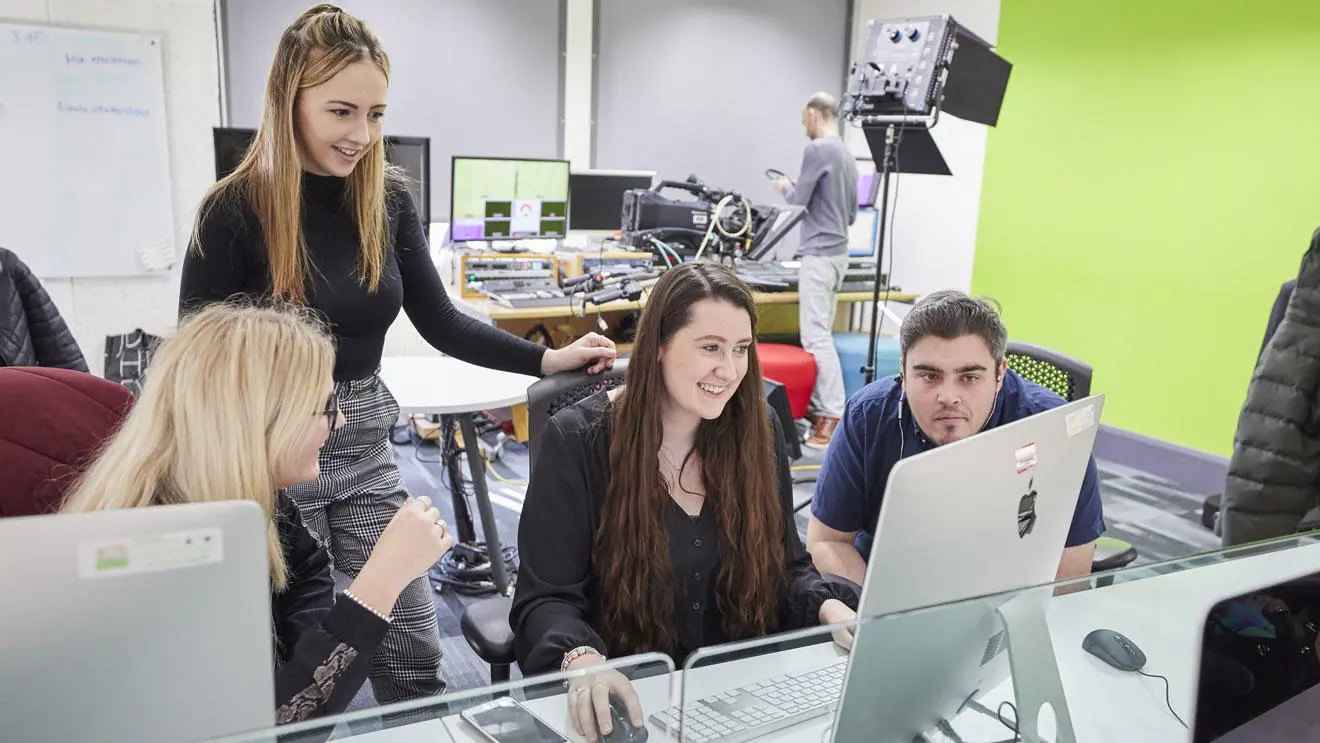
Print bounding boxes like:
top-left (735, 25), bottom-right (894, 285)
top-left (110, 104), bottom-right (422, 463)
top-left (318, 392), bottom-right (339, 428)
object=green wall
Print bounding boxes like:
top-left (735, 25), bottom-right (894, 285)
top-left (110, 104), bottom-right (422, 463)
top-left (972, 0), bottom-right (1320, 456)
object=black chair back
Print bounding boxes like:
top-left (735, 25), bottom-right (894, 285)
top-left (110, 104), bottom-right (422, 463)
top-left (1004, 341), bottom-right (1093, 402)
top-left (526, 358), bottom-right (630, 471)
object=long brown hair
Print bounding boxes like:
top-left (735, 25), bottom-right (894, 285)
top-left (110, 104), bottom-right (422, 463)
top-left (595, 262), bottom-right (785, 656)
top-left (192, 3), bottom-right (399, 303)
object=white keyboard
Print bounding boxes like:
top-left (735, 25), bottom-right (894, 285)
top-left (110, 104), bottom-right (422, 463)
top-left (649, 659), bottom-right (847, 742)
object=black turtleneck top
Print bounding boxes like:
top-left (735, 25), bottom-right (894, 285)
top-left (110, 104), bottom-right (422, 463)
top-left (179, 172), bottom-right (546, 381)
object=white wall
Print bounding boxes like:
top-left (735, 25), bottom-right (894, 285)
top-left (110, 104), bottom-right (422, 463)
top-left (562, 0), bottom-right (593, 168)
top-left (1, 0), bottom-right (220, 376)
top-left (847, 0), bottom-right (1000, 303)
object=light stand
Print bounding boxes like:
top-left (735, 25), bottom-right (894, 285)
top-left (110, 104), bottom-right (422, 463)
top-left (845, 14), bottom-right (1011, 385)
top-left (863, 125), bottom-right (896, 387)
top-left (857, 121), bottom-right (951, 385)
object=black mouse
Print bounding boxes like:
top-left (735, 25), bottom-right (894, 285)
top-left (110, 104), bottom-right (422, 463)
top-left (600, 697), bottom-right (648, 743)
top-left (1082, 629), bottom-right (1147, 672)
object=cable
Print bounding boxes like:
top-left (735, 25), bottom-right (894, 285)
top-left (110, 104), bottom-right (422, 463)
top-left (790, 464), bottom-right (821, 472)
top-left (1137, 670), bottom-right (1188, 728)
top-left (957, 700), bottom-right (1020, 743)
top-left (661, 241), bottom-right (683, 266)
top-left (996, 701), bottom-right (1019, 739)
top-left (649, 236), bottom-right (675, 268)
top-left (694, 193), bottom-right (752, 261)
top-left (485, 460), bottom-right (528, 488)
top-left (431, 544), bottom-right (520, 597)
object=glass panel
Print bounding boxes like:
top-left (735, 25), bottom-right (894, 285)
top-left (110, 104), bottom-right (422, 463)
top-left (200, 531), bottom-right (1320, 743)
top-left (204, 653), bottom-right (674, 743)
top-left (674, 532), bottom-right (1320, 743)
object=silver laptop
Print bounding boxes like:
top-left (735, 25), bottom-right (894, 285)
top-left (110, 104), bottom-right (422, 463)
top-left (832, 394), bottom-right (1106, 742)
top-left (0, 501), bottom-right (275, 743)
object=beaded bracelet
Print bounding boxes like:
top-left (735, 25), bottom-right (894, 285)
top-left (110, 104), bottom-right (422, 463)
top-left (559, 646), bottom-right (604, 686)
top-left (343, 589), bottom-right (392, 623)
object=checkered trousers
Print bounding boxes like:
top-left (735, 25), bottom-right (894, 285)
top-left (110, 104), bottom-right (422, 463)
top-left (285, 372), bottom-right (444, 703)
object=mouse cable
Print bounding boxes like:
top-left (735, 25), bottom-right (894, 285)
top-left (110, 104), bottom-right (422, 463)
top-left (933, 716), bottom-right (1018, 743)
top-left (960, 700), bottom-right (1021, 743)
top-left (1136, 670), bottom-right (1188, 728)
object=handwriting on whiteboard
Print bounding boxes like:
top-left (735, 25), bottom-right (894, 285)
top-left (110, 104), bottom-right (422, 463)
top-left (9, 28), bottom-right (50, 45)
top-left (64, 54), bottom-right (144, 67)
top-left (58, 102), bottom-right (151, 118)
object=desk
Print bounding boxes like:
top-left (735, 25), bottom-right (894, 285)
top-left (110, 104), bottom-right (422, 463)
top-left (461, 290), bottom-right (919, 323)
top-left (379, 357), bottom-right (538, 594)
top-left (947, 541), bottom-right (1320, 742)
top-left (467, 541), bottom-right (1320, 742)
top-left (224, 539), bottom-right (1320, 743)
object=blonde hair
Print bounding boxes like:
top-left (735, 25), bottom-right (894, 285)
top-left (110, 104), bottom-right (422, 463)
top-left (192, 3), bottom-right (400, 303)
top-left (61, 303), bottom-right (336, 592)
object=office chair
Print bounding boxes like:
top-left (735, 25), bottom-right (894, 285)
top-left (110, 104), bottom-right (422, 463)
top-left (1004, 341), bottom-right (1138, 574)
top-left (459, 359), bottom-right (632, 685)
top-left (0, 367), bottom-right (133, 518)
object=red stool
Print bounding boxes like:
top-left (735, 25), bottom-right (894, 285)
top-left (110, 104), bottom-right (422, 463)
top-left (757, 343), bottom-right (816, 420)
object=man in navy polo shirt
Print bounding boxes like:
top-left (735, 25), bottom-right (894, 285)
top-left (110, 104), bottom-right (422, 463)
top-left (806, 290), bottom-right (1105, 585)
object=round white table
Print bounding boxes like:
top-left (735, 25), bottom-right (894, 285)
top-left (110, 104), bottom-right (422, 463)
top-left (380, 356), bottom-right (536, 415)
top-left (380, 356), bottom-right (539, 594)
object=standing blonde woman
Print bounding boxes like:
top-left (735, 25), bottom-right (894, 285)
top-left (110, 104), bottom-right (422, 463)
top-left (62, 304), bottom-right (454, 723)
top-left (180, 4), bottom-right (614, 700)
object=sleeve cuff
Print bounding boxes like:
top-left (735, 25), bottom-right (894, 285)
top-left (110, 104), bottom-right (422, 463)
top-left (323, 594), bottom-right (392, 653)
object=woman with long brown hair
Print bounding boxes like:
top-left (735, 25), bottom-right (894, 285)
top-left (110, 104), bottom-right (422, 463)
top-left (180, 5), bottom-right (612, 702)
top-left (511, 262), bottom-right (858, 741)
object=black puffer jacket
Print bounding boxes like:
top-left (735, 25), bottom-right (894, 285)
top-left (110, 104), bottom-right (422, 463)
top-left (1223, 228), bottom-right (1320, 545)
top-left (0, 248), bottom-right (87, 371)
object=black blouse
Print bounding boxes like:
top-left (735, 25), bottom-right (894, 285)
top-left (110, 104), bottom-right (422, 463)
top-left (510, 391), bottom-right (859, 676)
top-left (271, 492), bottom-right (390, 724)
top-left (179, 172), bottom-right (546, 381)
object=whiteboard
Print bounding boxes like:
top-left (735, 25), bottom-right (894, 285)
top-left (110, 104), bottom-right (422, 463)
top-left (0, 22), bottom-right (175, 278)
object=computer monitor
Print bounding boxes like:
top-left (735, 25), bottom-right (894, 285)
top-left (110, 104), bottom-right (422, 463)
top-left (569, 169), bottom-right (656, 231)
top-left (0, 501), bottom-right (275, 743)
top-left (857, 157), bottom-right (881, 208)
top-left (384, 136), bottom-right (432, 225)
top-left (1194, 564), bottom-right (1320, 740)
top-left (450, 156), bottom-right (570, 241)
top-left (848, 208), bottom-right (880, 258)
top-left (211, 128), bottom-right (433, 224)
top-left (213, 126), bottom-right (255, 181)
top-left (831, 394), bottom-right (1106, 742)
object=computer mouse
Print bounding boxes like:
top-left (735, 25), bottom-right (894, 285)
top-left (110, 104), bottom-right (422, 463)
top-left (600, 697), bottom-right (648, 742)
top-left (1082, 629), bottom-right (1147, 672)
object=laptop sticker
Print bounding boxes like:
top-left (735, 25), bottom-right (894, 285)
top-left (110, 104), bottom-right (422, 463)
top-left (1015, 443), bottom-right (1038, 474)
top-left (1066, 405), bottom-right (1096, 438)
top-left (78, 528), bottom-right (223, 579)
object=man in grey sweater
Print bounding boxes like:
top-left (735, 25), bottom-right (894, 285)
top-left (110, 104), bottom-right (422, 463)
top-left (774, 92), bottom-right (858, 448)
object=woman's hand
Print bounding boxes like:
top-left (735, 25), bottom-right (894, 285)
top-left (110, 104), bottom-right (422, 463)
top-left (819, 598), bottom-right (857, 651)
top-left (349, 496), bottom-right (455, 615)
top-left (564, 654), bottom-right (644, 743)
top-left (542, 332), bottom-right (617, 375)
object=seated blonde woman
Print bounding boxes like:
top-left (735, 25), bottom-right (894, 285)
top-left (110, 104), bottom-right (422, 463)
top-left (61, 303), bottom-right (454, 723)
